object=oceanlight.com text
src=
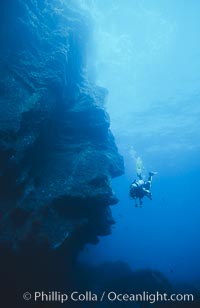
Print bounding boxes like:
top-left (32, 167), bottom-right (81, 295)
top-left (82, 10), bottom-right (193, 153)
top-left (22, 290), bottom-right (194, 304)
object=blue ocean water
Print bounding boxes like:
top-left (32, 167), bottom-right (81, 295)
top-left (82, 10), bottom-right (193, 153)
top-left (79, 0), bottom-right (200, 285)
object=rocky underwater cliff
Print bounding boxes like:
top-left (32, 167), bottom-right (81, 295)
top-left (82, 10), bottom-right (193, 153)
top-left (0, 0), bottom-right (124, 305)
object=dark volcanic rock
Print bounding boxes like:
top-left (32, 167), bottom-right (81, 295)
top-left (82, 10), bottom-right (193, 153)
top-left (0, 0), bottom-right (124, 301)
top-left (0, 0), bottom-right (123, 308)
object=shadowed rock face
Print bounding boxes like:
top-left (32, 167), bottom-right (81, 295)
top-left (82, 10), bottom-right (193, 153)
top-left (0, 1), bottom-right (124, 306)
top-left (0, 0), bottom-right (124, 284)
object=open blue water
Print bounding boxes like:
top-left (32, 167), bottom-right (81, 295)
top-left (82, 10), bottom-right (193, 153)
top-left (79, 0), bottom-right (200, 285)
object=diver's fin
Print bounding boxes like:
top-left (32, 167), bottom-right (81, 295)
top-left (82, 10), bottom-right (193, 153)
top-left (149, 171), bottom-right (158, 176)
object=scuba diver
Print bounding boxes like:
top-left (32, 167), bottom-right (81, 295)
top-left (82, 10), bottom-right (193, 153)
top-left (130, 171), bottom-right (157, 207)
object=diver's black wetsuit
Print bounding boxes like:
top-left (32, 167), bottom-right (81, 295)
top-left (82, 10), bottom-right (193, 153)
top-left (130, 172), bottom-right (156, 206)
